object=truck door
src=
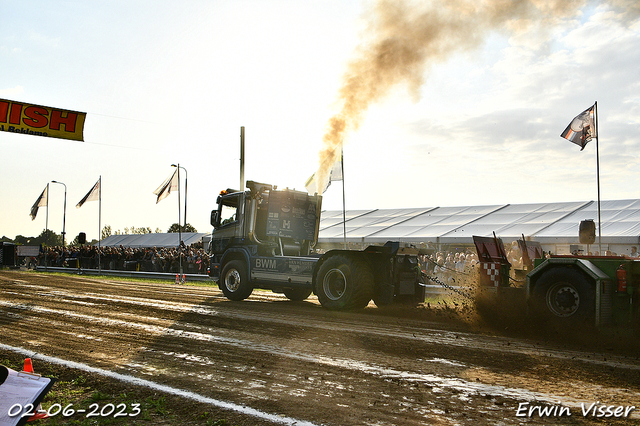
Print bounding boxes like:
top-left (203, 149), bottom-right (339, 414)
top-left (210, 193), bottom-right (243, 253)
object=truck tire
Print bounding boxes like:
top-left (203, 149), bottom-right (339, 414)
top-left (531, 267), bottom-right (595, 324)
top-left (315, 255), bottom-right (374, 310)
top-left (283, 287), bottom-right (313, 302)
top-left (220, 260), bottom-right (253, 301)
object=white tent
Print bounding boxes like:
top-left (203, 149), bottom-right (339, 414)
top-left (103, 200), bottom-right (640, 254)
top-left (317, 199), bottom-right (640, 252)
top-left (99, 232), bottom-right (207, 248)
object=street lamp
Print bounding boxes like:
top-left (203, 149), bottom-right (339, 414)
top-left (51, 180), bottom-right (67, 248)
top-left (171, 164), bottom-right (187, 275)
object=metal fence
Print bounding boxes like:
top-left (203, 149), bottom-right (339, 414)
top-left (34, 266), bottom-right (466, 297)
top-left (35, 266), bottom-right (213, 282)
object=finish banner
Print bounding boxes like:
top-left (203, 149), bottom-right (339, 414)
top-left (0, 98), bottom-right (86, 141)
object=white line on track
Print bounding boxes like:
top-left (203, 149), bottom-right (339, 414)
top-left (0, 343), bottom-right (318, 426)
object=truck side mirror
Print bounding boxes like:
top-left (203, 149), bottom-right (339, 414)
top-left (210, 210), bottom-right (219, 227)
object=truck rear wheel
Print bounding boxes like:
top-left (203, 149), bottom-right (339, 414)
top-left (283, 287), bottom-right (312, 302)
top-left (532, 267), bottom-right (594, 324)
top-left (316, 255), bottom-right (373, 310)
top-left (220, 260), bottom-right (253, 301)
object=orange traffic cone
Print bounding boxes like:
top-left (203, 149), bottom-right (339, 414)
top-left (181, 274), bottom-right (186, 284)
top-left (27, 408), bottom-right (49, 422)
top-left (23, 358), bottom-right (33, 373)
top-left (175, 274), bottom-right (180, 284)
top-left (22, 359), bottom-right (49, 422)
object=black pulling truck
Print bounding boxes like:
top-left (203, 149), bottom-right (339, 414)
top-left (207, 181), bottom-right (425, 310)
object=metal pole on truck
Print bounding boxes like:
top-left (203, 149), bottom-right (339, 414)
top-left (240, 127), bottom-right (245, 191)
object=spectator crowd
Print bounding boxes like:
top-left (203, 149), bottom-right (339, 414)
top-left (34, 244), bottom-right (210, 274)
top-left (28, 241), bottom-right (639, 279)
top-left (419, 250), bottom-right (480, 284)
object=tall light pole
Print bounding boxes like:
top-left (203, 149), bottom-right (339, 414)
top-left (171, 164), bottom-right (187, 275)
top-left (51, 180), bottom-right (67, 248)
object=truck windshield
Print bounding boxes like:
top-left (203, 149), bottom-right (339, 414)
top-left (220, 203), bottom-right (237, 226)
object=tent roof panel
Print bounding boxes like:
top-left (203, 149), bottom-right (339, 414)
top-left (100, 233), bottom-right (207, 248)
top-left (102, 201), bottom-right (640, 247)
top-left (318, 200), bottom-right (640, 245)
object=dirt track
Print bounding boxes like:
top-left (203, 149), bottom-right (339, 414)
top-left (1, 270), bottom-right (639, 425)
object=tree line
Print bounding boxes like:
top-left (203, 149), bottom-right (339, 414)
top-left (1, 223), bottom-right (198, 247)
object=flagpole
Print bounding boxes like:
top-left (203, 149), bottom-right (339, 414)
top-left (341, 149), bottom-right (346, 250)
top-left (594, 101), bottom-right (602, 254)
top-left (177, 164), bottom-right (183, 276)
top-left (45, 183), bottom-right (49, 271)
top-left (98, 176), bottom-right (102, 272)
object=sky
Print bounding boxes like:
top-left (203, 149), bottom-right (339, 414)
top-left (1, 0), bottom-right (639, 243)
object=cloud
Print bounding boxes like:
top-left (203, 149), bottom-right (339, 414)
top-left (0, 86), bottom-right (25, 97)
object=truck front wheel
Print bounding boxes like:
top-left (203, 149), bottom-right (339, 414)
top-left (532, 268), bottom-right (594, 324)
top-left (316, 255), bottom-right (373, 310)
top-left (220, 260), bottom-right (253, 301)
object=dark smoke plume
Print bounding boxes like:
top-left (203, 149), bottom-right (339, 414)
top-left (312, 0), bottom-right (600, 190)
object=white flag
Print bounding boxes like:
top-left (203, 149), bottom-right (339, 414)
top-left (153, 169), bottom-right (178, 203)
top-left (76, 178), bottom-right (100, 208)
top-left (305, 155), bottom-right (342, 195)
top-left (30, 185), bottom-right (48, 220)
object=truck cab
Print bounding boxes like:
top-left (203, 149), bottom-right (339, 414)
top-left (209, 181), bottom-right (322, 257)
top-left (208, 181), bottom-right (323, 301)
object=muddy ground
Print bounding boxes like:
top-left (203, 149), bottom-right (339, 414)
top-left (1, 269), bottom-right (639, 425)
